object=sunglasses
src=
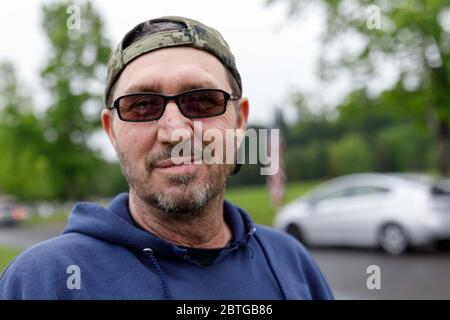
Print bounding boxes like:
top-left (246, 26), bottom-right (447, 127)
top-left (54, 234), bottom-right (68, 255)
top-left (109, 88), bottom-right (240, 122)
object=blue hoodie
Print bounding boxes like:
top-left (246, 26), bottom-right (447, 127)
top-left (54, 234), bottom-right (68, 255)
top-left (0, 193), bottom-right (333, 300)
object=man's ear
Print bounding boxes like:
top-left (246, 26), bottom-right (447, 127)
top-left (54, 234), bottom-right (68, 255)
top-left (236, 97), bottom-right (249, 131)
top-left (101, 109), bottom-right (117, 149)
top-left (231, 98), bottom-right (249, 176)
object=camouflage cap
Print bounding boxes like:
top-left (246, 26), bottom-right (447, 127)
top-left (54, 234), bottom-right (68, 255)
top-left (105, 16), bottom-right (242, 104)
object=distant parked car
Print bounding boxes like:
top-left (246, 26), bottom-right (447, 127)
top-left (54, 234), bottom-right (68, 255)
top-left (0, 195), bottom-right (28, 227)
top-left (274, 173), bottom-right (450, 254)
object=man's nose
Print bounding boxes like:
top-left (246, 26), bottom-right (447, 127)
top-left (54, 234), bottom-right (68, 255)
top-left (156, 101), bottom-right (193, 144)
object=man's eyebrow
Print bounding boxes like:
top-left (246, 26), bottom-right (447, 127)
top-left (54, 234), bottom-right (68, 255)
top-left (125, 83), bottom-right (161, 94)
top-left (124, 81), bottom-right (221, 94)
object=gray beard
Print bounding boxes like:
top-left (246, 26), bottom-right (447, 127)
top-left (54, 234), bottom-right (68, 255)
top-left (143, 176), bottom-right (217, 219)
top-left (117, 148), bottom-right (233, 221)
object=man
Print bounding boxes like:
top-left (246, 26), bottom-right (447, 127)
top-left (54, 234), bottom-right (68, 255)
top-left (0, 16), bottom-right (333, 300)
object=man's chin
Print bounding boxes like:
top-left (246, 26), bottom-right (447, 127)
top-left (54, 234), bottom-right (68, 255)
top-left (143, 182), bottom-right (215, 217)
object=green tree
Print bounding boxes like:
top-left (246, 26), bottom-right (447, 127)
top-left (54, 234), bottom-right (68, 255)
top-left (40, 0), bottom-right (112, 199)
top-left (268, 0), bottom-right (450, 177)
top-left (328, 134), bottom-right (373, 176)
top-left (284, 142), bottom-right (328, 180)
top-left (374, 123), bottom-right (432, 172)
top-left (336, 86), bottom-right (434, 173)
top-left (0, 62), bottom-right (56, 200)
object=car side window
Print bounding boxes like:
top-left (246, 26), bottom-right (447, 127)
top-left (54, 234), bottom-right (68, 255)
top-left (347, 186), bottom-right (390, 196)
top-left (314, 186), bottom-right (390, 203)
top-left (313, 189), bottom-right (349, 203)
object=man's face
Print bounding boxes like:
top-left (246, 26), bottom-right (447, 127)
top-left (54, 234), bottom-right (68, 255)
top-left (102, 47), bottom-right (248, 218)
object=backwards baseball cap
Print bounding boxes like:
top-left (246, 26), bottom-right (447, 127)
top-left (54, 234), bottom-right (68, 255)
top-left (105, 16), bottom-right (242, 105)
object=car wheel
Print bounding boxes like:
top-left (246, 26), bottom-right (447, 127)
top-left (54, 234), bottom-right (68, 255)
top-left (286, 224), bottom-right (307, 245)
top-left (379, 224), bottom-right (409, 255)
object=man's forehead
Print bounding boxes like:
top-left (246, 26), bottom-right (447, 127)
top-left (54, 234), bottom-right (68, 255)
top-left (122, 79), bottom-right (222, 95)
top-left (117, 48), bottom-right (229, 95)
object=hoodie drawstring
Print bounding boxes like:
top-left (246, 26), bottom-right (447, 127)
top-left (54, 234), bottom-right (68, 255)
top-left (141, 232), bottom-right (287, 300)
top-left (254, 233), bottom-right (287, 300)
top-left (143, 248), bottom-right (173, 300)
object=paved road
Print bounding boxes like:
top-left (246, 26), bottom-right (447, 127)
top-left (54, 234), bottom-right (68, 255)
top-left (1, 224), bottom-right (449, 299)
top-left (0, 223), bottom-right (65, 249)
top-left (311, 247), bottom-right (450, 299)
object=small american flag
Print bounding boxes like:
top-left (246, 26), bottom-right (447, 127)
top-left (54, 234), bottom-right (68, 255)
top-left (267, 130), bottom-right (287, 208)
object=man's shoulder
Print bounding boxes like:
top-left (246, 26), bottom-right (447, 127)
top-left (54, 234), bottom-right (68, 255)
top-left (253, 224), bottom-right (308, 253)
top-left (0, 232), bottom-right (119, 299)
top-left (252, 224), bottom-right (334, 300)
top-left (1, 232), bottom-right (107, 279)
top-left (251, 224), bottom-right (321, 272)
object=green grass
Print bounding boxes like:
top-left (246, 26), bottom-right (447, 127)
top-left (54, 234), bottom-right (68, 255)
top-left (0, 246), bottom-right (22, 274)
top-left (225, 181), bottom-right (319, 226)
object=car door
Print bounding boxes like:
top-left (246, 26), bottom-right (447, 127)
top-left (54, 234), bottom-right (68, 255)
top-left (302, 188), bottom-right (352, 244)
top-left (303, 186), bottom-right (390, 245)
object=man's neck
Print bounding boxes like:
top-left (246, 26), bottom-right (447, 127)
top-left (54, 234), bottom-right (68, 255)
top-left (128, 191), bottom-right (232, 249)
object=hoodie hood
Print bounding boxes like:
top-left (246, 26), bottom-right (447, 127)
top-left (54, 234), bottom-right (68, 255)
top-left (63, 193), bottom-right (256, 263)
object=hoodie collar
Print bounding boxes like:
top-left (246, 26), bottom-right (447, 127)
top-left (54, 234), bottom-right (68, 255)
top-left (64, 193), bottom-right (256, 261)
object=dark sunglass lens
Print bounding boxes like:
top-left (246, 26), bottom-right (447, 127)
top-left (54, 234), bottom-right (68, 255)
top-left (118, 95), bottom-right (164, 121)
top-left (179, 90), bottom-right (226, 117)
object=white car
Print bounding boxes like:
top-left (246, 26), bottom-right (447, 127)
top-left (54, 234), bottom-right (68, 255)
top-left (274, 173), bottom-right (450, 254)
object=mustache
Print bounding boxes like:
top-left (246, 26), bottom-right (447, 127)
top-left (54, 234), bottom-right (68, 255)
top-left (145, 141), bottom-right (205, 170)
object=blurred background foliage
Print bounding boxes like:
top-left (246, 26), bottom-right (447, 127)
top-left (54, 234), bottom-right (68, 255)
top-left (266, 0), bottom-right (449, 178)
top-left (0, 0), bottom-right (449, 201)
top-left (0, 1), bottom-right (126, 201)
